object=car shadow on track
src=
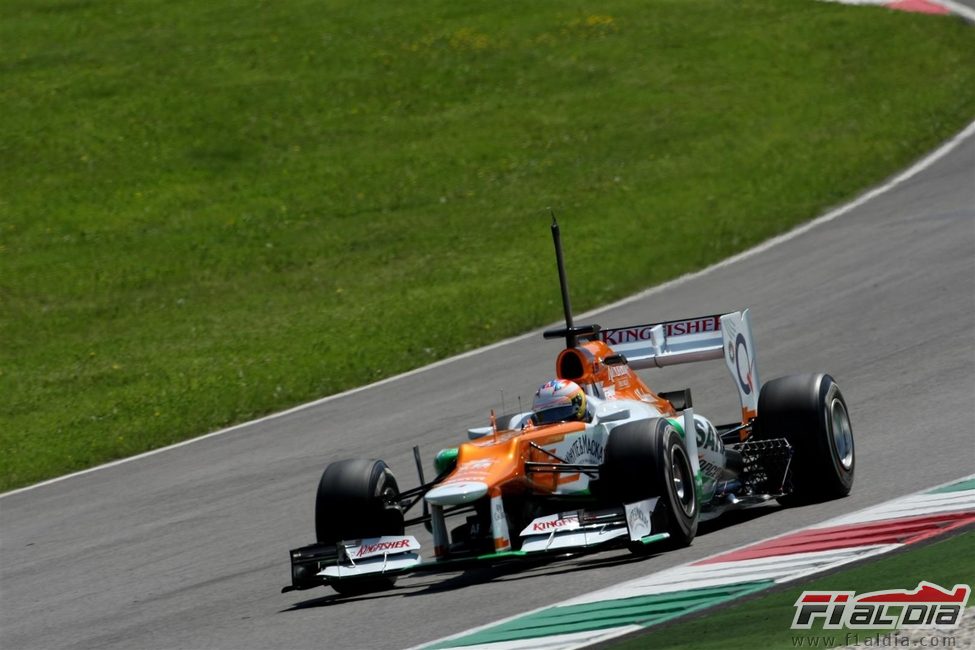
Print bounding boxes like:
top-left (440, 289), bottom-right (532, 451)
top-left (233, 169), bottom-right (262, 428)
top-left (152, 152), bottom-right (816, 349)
top-left (409, 552), bottom-right (646, 593)
top-left (697, 502), bottom-right (781, 536)
top-left (280, 552), bottom-right (659, 612)
top-left (281, 583), bottom-right (415, 611)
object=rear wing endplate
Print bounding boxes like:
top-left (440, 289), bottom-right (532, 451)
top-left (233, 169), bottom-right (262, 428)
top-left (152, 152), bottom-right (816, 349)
top-left (596, 310), bottom-right (760, 420)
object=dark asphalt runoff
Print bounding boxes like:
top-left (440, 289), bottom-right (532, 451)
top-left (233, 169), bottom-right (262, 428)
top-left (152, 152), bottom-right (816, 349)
top-left (2, 126), bottom-right (974, 650)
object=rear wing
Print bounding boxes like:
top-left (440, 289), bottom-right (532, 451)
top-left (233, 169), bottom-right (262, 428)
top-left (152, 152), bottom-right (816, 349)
top-left (595, 310), bottom-right (761, 420)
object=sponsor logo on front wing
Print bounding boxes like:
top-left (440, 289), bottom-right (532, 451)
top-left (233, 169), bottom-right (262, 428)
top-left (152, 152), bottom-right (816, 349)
top-left (791, 582), bottom-right (971, 630)
top-left (627, 504), bottom-right (649, 532)
top-left (347, 536), bottom-right (419, 559)
top-left (520, 513), bottom-right (582, 536)
top-left (532, 515), bottom-right (580, 532)
top-left (355, 539), bottom-right (410, 558)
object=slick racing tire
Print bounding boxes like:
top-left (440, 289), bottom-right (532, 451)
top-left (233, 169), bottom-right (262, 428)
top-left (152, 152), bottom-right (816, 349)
top-left (602, 418), bottom-right (697, 551)
top-left (757, 373), bottom-right (854, 505)
top-left (315, 458), bottom-right (404, 595)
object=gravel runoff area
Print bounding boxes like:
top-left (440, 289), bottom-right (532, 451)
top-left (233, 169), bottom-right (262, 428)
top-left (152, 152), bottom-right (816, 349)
top-left (842, 608), bottom-right (975, 648)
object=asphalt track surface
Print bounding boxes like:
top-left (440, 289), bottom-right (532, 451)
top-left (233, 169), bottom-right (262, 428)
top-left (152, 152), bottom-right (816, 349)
top-left (3, 122), bottom-right (975, 649)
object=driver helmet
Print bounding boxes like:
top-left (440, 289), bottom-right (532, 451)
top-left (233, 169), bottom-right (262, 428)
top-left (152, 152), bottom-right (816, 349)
top-left (531, 379), bottom-right (588, 425)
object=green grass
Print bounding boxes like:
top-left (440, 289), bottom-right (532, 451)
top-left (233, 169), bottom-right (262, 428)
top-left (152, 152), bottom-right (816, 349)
top-left (611, 531), bottom-right (975, 650)
top-left (2, 0), bottom-right (974, 491)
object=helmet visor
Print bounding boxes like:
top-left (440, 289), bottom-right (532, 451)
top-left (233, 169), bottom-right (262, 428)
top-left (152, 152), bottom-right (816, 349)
top-left (532, 404), bottom-right (581, 425)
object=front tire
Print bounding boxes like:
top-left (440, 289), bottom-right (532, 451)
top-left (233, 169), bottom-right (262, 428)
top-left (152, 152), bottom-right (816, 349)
top-left (757, 373), bottom-right (854, 505)
top-left (602, 418), bottom-right (698, 550)
top-left (314, 458), bottom-right (404, 594)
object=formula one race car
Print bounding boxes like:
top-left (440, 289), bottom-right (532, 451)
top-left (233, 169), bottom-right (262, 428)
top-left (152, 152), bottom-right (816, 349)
top-left (284, 220), bottom-right (855, 596)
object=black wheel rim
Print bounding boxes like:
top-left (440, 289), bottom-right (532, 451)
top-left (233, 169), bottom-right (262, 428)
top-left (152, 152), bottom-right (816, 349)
top-left (829, 398), bottom-right (854, 471)
top-left (670, 444), bottom-right (696, 518)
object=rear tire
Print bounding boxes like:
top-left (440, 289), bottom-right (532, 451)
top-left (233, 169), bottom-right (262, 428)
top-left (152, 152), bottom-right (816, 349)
top-left (602, 418), bottom-right (698, 551)
top-left (757, 373), bottom-right (854, 505)
top-left (314, 458), bottom-right (404, 594)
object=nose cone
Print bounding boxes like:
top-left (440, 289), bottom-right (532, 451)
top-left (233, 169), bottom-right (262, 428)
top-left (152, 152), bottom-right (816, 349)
top-left (425, 481), bottom-right (489, 506)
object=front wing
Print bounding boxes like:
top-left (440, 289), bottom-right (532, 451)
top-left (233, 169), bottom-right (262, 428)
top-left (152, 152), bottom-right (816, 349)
top-left (284, 498), bottom-right (665, 592)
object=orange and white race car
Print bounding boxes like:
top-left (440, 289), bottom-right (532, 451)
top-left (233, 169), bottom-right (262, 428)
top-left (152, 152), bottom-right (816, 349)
top-left (284, 221), bottom-right (855, 596)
